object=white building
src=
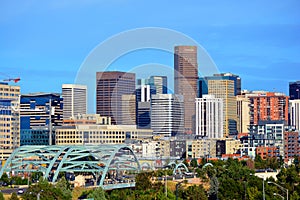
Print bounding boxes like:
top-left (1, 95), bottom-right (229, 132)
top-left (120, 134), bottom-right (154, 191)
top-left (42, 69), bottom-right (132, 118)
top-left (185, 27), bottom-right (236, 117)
top-left (290, 99), bottom-right (300, 130)
top-left (195, 95), bottom-right (224, 138)
top-left (151, 94), bottom-right (184, 137)
top-left (62, 84), bottom-right (87, 119)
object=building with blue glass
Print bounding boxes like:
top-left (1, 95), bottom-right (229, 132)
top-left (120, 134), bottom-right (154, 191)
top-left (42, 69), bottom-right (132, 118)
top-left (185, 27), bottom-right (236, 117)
top-left (20, 93), bottom-right (63, 145)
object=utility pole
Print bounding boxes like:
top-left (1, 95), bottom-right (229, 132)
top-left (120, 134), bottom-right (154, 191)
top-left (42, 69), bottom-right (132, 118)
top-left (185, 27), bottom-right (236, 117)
top-left (48, 98), bottom-right (52, 145)
top-left (165, 171), bottom-right (167, 197)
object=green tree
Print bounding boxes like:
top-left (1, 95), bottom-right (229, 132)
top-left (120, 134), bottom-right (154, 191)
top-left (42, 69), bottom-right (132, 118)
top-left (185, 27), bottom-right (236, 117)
top-left (290, 191), bottom-right (300, 200)
top-left (9, 192), bottom-right (19, 200)
top-left (246, 186), bottom-right (260, 200)
top-left (208, 176), bottom-right (218, 200)
top-left (135, 172), bottom-right (152, 190)
top-left (184, 185), bottom-right (207, 200)
top-left (0, 173), bottom-right (10, 185)
top-left (190, 158), bottom-right (198, 168)
top-left (0, 192), bottom-right (4, 200)
top-left (183, 159), bottom-right (189, 168)
top-left (88, 187), bottom-right (107, 200)
top-left (55, 177), bottom-right (72, 199)
top-left (254, 154), bottom-right (266, 169)
top-left (22, 177), bottom-right (66, 200)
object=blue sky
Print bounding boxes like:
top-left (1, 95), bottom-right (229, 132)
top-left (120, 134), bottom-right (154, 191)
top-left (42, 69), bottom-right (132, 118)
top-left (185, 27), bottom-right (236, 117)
top-left (1, 1), bottom-right (299, 104)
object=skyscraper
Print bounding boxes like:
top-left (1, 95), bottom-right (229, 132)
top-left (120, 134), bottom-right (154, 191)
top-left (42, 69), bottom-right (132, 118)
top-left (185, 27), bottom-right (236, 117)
top-left (207, 77), bottom-right (237, 136)
top-left (174, 46), bottom-right (198, 133)
top-left (149, 76), bottom-right (167, 94)
top-left (0, 82), bottom-right (20, 160)
top-left (62, 84), bottom-right (87, 120)
top-left (151, 94), bottom-right (184, 137)
top-left (195, 95), bottom-right (224, 139)
top-left (213, 73), bottom-right (241, 95)
top-left (289, 81), bottom-right (300, 100)
top-left (96, 71), bottom-right (135, 125)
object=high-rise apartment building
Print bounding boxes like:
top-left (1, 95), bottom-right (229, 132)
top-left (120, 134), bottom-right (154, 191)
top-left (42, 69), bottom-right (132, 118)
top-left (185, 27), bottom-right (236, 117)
top-left (0, 82), bottom-right (20, 160)
top-left (248, 92), bottom-right (289, 125)
top-left (62, 84), bottom-right (87, 120)
top-left (174, 46), bottom-right (198, 133)
top-left (289, 99), bottom-right (300, 130)
top-left (195, 95), bottom-right (224, 139)
top-left (151, 94), bottom-right (184, 137)
top-left (207, 77), bottom-right (237, 136)
top-left (96, 71), bottom-right (135, 125)
top-left (289, 81), bottom-right (300, 100)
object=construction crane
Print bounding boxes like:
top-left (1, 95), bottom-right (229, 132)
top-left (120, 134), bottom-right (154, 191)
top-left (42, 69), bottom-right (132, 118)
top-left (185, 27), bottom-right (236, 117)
top-left (3, 77), bottom-right (21, 83)
top-left (0, 72), bottom-right (21, 83)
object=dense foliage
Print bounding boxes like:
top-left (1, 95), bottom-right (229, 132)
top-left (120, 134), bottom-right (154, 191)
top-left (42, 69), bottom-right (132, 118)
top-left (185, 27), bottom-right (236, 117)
top-left (1, 156), bottom-right (299, 199)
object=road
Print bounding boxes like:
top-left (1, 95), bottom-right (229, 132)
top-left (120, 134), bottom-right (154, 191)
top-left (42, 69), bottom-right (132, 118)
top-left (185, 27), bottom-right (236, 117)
top-left (1, 187), bottom-right (27, 195)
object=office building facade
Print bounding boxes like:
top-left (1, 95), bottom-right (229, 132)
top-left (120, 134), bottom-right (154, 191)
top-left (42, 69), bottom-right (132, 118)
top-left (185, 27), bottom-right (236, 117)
top-left (55, 125), bottom-right (152, 145)
top-left (62, 84), bottom-right (87, 120)
top-left (149, 76), bottom-right (167, 94)
top-left (96, 71), bottom-right (135, 125)
top-left (151, 94), bottom-right (184, 137)
top-left (207, 77), bottom-right (237, 136)
top-left (195, 95), bottom-right (224, 138)
top-left (289, 81), bottom-right (300, 100)
top-left (174, 46), bottom-right (198, 133)
top-left (20, 93), bottom-right (63, 129)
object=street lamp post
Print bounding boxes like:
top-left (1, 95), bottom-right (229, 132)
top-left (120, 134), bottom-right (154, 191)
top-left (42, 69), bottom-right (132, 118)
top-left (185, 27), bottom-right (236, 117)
top-left (268, 181), bottom-right (288, 200)
top-left (176, 180), bottom-right (184, 200)
top-left (274, 193), bottom-right (284, 200)
top-left (250, 174), bottom-right (265, 200)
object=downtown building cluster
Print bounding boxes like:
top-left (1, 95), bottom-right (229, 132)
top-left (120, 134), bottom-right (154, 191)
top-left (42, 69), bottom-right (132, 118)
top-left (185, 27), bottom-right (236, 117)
top-left (1, 46), bottom-right (300, 167)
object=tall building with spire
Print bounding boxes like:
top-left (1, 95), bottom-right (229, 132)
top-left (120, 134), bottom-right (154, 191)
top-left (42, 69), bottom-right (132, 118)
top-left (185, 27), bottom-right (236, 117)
top-left (174, 46), bottom-right (198, 133)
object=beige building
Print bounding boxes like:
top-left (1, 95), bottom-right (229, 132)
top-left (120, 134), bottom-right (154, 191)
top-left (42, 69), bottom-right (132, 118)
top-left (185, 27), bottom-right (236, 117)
top-left (191, 139), bottom-right (217, 158)
top-left (236, 95), bottom-right (250, 133)
top-left (225, 138), bottom-right (242, 154)
top-left (55, 124), bottom-right (152, 145)
top-left (63, 113), bottom-right (111, 126)
top-left (0, 82), bottom-right (20, 160)
top-left (121, 94), bottom-right (136, 125)
top-left (208, 79), bottom-right (237, 136)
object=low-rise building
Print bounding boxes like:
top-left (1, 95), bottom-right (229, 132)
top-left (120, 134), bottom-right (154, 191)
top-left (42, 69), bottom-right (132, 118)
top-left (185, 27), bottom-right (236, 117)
top-left (55, 125), bottom-right (152, 145)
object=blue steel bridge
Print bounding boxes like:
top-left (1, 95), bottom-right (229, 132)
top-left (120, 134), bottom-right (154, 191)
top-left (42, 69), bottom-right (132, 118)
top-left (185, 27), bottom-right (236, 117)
top-left (0, 145), bottom-right (141, 190)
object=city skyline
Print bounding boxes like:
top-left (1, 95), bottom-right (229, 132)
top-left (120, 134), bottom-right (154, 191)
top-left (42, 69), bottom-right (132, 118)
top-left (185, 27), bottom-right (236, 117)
top-left (1, 1), bottom-right (299, 98)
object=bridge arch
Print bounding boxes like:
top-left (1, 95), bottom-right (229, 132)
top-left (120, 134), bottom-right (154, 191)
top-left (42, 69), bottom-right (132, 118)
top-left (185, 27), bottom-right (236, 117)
top-left (165, 161), bottom-right (189, 175)
top-left (0, 145), bottom-right (141, 189)
top-left (202, 163), bottom-right (214, 169)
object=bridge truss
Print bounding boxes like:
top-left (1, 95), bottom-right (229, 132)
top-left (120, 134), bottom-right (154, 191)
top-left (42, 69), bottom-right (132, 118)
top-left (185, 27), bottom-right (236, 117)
top-left (0, 145), bottom-right (141, 189)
